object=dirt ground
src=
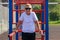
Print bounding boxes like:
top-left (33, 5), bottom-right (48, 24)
top-left (0, 24), bottom-right (60, 40)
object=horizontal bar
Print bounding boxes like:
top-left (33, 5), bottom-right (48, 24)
top-left (12, 23), bottom-right (45, 24)
top-left (0, 2), bottom-right (8, 5)
top-left (49, 2), bottom-right (60, 4)
top-left (0, 2), bottom-right (15, 5)
top-left (18, 30), bottom-right (45, 32)
top-left (12, 21), bottom-right (46, 24)
top-left (0, 2), bottom-right (60, 5)
top-left (12, 10), bottom-right (43, 13)
top-left (8, 29), bottom-right (45, 37)
top-left (16, 2), bottom-right (43, 4)
top-left (8, 31), bottom-right (16, 37)
top-left (12, 23), bottom-right (16, 24)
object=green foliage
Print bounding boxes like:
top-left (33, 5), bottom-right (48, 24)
top-left (49, 4), bottom-right (60, 21)
top-left (33, 4), bottom-right (60, 22)
top-left (49, 0), bottom-right (60, 2)
top-left (48, 4), bottom-right (56, 10)
top-left (33, 5), bottom-right (41, 10)
top-left (49, 20), bottom-right (60, 24)
top-left (49, 0), bottom-right (57, 2)
top-left (49, 12), bottom-right (59, 21)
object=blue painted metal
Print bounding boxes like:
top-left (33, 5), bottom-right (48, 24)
top-left (41, 5), bottom-right (44, 30)
top-left (45, 0), bottom-right (49, 40)
top-left (9, 0), bottom-right (12, 37)
top-left (16, 4), bottom-right (18, 40)
top-left (9, 0), bottom-right (13, 40)
top-left (16, 32), bottom-right (18, 40)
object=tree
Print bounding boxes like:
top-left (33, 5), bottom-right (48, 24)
top-left (33, 5), bottom-right (41, 10)
top-left (49, 12), bottom-right (59, 21)
top-left (49, 4), bottom-right (60, 21)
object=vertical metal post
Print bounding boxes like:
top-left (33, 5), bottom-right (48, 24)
top-left (45, 0), bottom-right (49, 40)
top-left (41, 4), bottom-right (44, 40)
top-left (41, 4), bottom-right (44, 31)
top-left (9, 0), bottom-right (13, 40)
top-left (16, 3), bottom-right (18, 40)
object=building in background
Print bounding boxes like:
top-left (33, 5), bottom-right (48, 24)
top-left (0, 0), bottom-right (9, 34)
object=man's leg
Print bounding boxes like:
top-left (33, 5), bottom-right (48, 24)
top-left (22, 32), bottom-right (29, 40)
top-left (29, 32), bottom-right (36, 40)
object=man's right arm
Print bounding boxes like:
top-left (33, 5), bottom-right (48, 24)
top-left (16, 13), bottom-right (24, 30)
top-left (16, 20), bottom-right (23, 30)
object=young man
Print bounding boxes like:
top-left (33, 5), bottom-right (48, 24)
top-left (16, 4), bottom-right (43, 40)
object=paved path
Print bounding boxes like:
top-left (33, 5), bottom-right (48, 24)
top-left (0, 24), bottom-right (60, 40)
top-left (49, 24), bottom-right (60, 40)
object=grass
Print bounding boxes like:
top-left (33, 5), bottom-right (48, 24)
top-left (49, 20), bottom-right (60, 24)
top-left (49, 20), bottom-right (60, 25)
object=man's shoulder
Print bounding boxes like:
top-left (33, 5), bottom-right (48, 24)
top-left (31, 11), bottom-right (35, 14)
top-left (31, 12), bottom-right (36, 15)
top-left (21, 12), bottom-right (26, 15)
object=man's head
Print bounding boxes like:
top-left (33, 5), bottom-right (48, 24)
top-left (25, 4), bottom-right (32, 15)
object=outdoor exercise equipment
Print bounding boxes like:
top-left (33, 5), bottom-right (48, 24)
top-left (8, 0), bottom-right (49, 40)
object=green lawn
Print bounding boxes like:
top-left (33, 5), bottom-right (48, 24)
top-left (49, 20), bottom-right (60, 24)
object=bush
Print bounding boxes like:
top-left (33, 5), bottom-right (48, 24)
top-left (33, 5), bottom-right (41, 10)
top-left (49, 12), bottom-right (60, 21)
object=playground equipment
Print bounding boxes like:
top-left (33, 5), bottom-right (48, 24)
top-left (8, 0), bottom-right (49, 40)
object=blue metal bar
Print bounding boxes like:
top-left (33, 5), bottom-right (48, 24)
top-left (45, 0), bottom-right (49, 40)
top-left (9, 0), bottom-right (12, 36)
top-left (16, 4), bottom-right (18, 40)
top-left (9, 0), bottom-right (13, 40)
top-left (41, 5), bottom-right (44, 30)
top-left (16, 32), bottom-right (18, 40)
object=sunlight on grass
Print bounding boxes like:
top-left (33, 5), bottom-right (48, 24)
top-left (49, 20), bottom-right (60, 24)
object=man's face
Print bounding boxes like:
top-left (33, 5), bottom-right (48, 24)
top-left (25, 8), bottom-right (32, 15)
